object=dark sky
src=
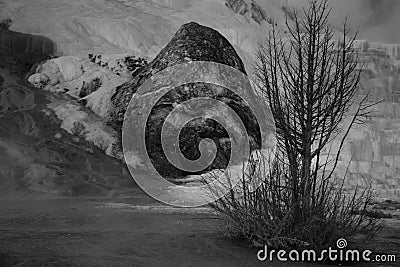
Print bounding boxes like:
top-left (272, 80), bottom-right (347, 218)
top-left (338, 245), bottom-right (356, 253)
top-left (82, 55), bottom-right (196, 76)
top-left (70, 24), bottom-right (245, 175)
top-left (289, 0), bottom-right (400, 43)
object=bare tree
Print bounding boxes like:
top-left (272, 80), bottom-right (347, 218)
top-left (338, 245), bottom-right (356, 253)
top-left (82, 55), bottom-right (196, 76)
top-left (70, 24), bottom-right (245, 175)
top-left (209, 0), bottom-right (382, 251)
top-left (254, 0), bottom-right (373, 219)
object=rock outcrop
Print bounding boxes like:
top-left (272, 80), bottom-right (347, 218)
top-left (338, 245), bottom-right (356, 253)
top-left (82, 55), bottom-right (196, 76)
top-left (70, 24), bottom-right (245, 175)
top-left (225, 0), bottom-right (273, 25)
top-left (0, 29), bottom-right (55, 64)
top-left (0, 52), bottom-right (133, 197)
top-left (353, 40), bottom-right (400, 60)
top-left (110, 22), bottom-right (247, 130)
top-left (27, 55), bottom-right (135, 159)
top-left (326, 46), bottom-right (400, 200)
top-left (112, 22), bottom-right (261, 178)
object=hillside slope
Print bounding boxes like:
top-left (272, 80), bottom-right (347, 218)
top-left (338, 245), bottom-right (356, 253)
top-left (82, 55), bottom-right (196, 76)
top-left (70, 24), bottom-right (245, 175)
top-left (0, 41), bottom-right (134, 198)
top-left (0, 0), bottom-right (288, 70)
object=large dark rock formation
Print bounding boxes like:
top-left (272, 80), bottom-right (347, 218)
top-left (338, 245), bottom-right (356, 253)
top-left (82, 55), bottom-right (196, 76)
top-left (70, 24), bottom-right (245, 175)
top-left (110, 22), bottom-right (246, 129)
top-left (111, 22), bottom-right (261, 178)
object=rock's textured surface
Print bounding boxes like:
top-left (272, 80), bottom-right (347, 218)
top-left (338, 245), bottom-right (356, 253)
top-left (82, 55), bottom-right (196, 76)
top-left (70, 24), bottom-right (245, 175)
top-left (29, 56), bottom-right (130, 98)
top-left (27, 56), bottom-right (133, 159)
top-left (29, 56), bottom-right (130, 119)
top-left (225, 0), bottom-right (271, 25)
top-left (110, 22), bottom-right (246, 130)
top-left (353, 40), bottom-right (400, 60)
top-left (325, 45), bottom-right (400, 200)
top-left (88, 54), bottom-right (148, 76)
top-left (114, 22), bottom-right (261, 178)
top-left (226, 0), bottom-right (249, 16)
top-left (46, 96), bottom-right (123, 160)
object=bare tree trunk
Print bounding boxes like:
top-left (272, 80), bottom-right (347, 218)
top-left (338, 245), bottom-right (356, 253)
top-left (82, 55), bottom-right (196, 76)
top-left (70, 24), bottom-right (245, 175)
top-left (254, 0), bottom-right (373, 219)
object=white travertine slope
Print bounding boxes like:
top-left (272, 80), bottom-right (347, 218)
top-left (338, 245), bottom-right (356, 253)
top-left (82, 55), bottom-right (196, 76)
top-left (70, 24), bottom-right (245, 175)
top-left (322, 41), bottom-right (400, 200)
top-left (28, 55), bottom-right (131, 116)
top-left (0, 0), bottom-right (288, 70)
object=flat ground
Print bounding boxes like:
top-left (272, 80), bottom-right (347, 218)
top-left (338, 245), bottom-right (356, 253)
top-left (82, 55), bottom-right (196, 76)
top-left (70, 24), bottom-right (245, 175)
top-left (0, 191), bottom-right (399, 267)
top-left (0, 191), bottom-right (308, 267)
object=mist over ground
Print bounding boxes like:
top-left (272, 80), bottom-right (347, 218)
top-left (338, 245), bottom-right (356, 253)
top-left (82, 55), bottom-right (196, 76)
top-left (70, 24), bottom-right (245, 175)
top-left (289, 0), bottom-right (400, 43)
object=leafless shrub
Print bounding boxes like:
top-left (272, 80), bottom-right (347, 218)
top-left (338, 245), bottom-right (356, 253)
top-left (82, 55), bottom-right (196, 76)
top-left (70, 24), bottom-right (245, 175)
top-left (209, 0), bottom-right (383, 255)
top-left (0, 18), bottom-right (12, 30)
top-left (208, 154), bottom-right (383, 252)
